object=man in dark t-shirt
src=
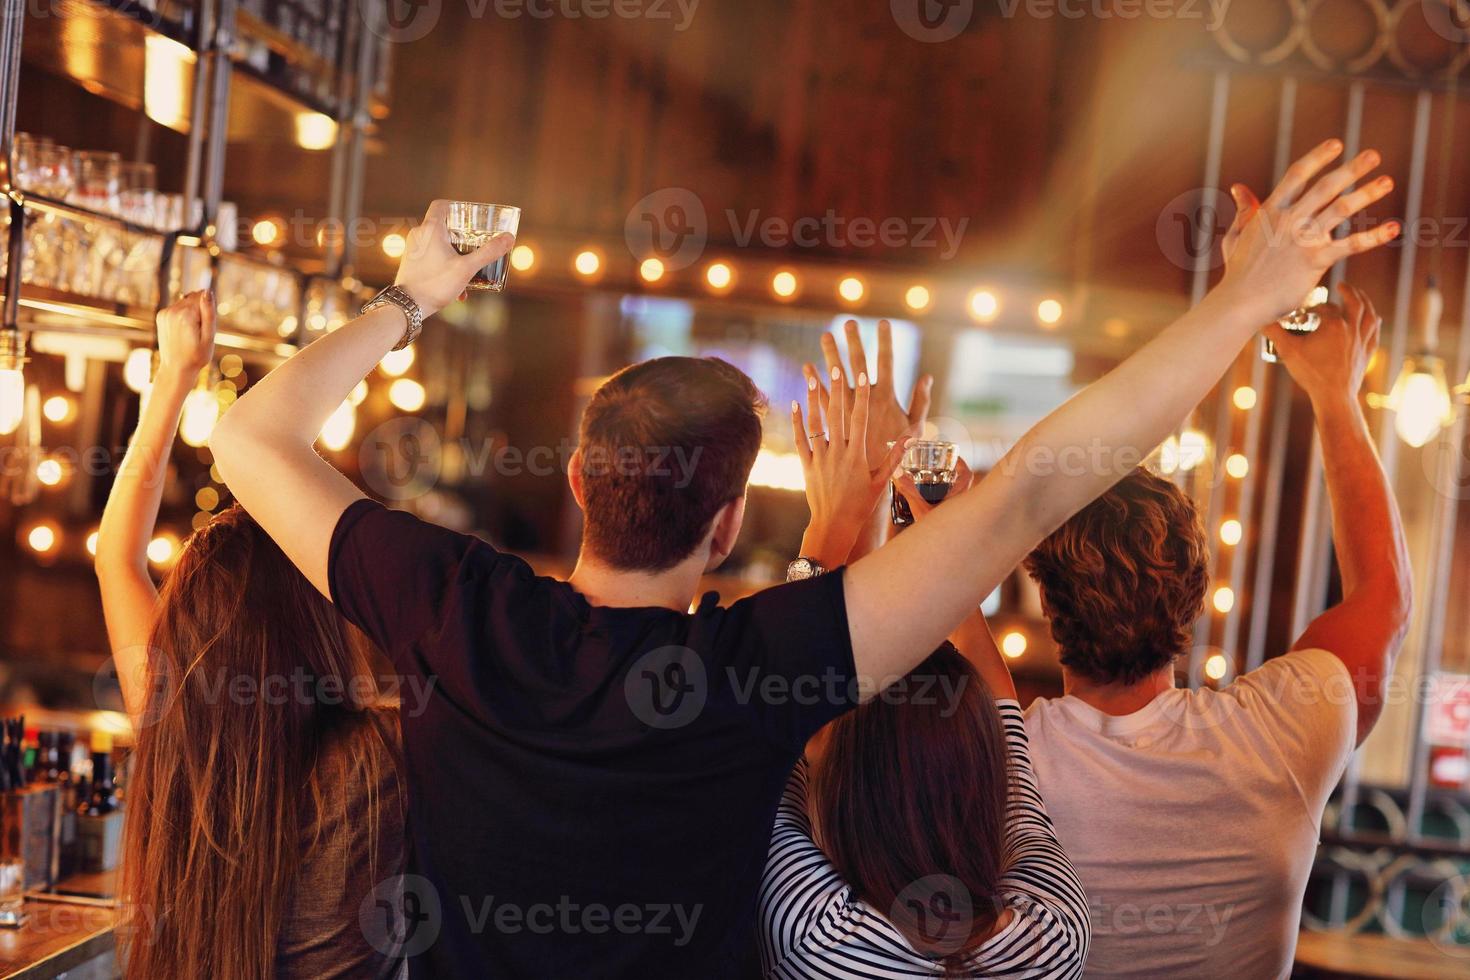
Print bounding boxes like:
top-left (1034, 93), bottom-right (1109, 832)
top-left (211, 164), bottom-right (1395, 976)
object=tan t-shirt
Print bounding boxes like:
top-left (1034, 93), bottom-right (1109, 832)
top-left (1023, 649), bottom-right (1356, 980)
top-left (277, 709), bottom-right (406, 980)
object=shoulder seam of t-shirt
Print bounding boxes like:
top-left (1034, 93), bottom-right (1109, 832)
top-left (327, 497), bottom-right (384, 609)
top-left (1244, 648), bottom-right (1356, 826)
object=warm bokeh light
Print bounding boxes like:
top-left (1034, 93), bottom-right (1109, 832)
top-left (705, 262), bottom-right (733, 291)
top-left (381, 233), bottom-right (407, 259)
top-left (904, 285), bottom-right (931, 312)
top-left (1177, 429), bottom-right (1208, 472)
top-left (220, 354), bottom-right (244, 379)
top-left (86, 530), bottom-right (99, 557)
top-left (26, 524), bottom-right (57, 554)
top-left (36, 459), bottom-right (63, 486)
top-left (349, 381), bottom-right (369, 406)
top-left (1102, 317), bottom-right (1130, 339)
top-left (1204, 653), bottom-right (1229, 681)
top-left (510, 245), bottom-right (536, 272)
top-left (574, 250), bottom-right (602, 277)
top-left (1036, 298), bottom-right (1063, 325)
top-left (838, 277), bottom-right (865, 303)
top-left (389, 378), bottom-right (427, 412)
top-left (1219, 519), bottom-right (1243, 546)
top-left (747, 448), bottom-right (804, 491)
top-left (771, 271), bottom-right (798, 299)
top-left (179, 387), bottom-right (220, 448)
top-left (1225, 453), bottom-right (1250, 479)
top-left (319, 400), bottom-right (357, 451)
top-left (252, 218), bottom-right (283, 247)
top-left (1232, 386), bottom-right (1258, 410)
top-left (1001, 631), bottom-right (1028, 659)
top-left (379, 346), bottom-right (415, 377)
top-left (1212, 586), bottom-right (1236, 614)
top-left (639, 258), bottom-right (666, 283)
top-left (968, 289), bottom-right (998, 321)
top-left (1156, 435), bottom-right (1180, 475)
top-left (294, 111), bottom-right (338, 151)
top-left (43, 395), bottom-right (75, 423)
top-left (0, 368), bottom-right (22, 435)
top-left (143, 34), bottom-right (193, 131)
top-left (147, 535), bottom-right (177, 565)
top-left (195, 486), bottom-right (220, 511)
top-left (124, 348), bottom-right (154, 393)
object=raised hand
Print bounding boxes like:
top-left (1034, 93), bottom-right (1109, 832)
top-left (395, 200), bottom-right (515, 317)
top-left (1217, 140), bottom-right (1399, 320)
top-left (156, 289), bottom-right (216, 379)
top-left (809, 319), bottom-right (932, 471)
top-left (792, 366), bottom-right (911, 568)
top-left (1265, 282), bottom-right (1381, 404)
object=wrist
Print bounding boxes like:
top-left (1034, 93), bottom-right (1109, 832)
top-left (1201, 280), bottom-right (1278, 338)
top-left (391, 279), bottom-right (438, 319)
top-left (152, 365), bottom-right (199, 394)
top-left (1308, 389), bottom-right (1363, 421)
top-left (799, 521), bottom-right (858, 570)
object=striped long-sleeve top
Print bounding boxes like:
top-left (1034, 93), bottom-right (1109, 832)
top-left (758, 700), bottom-right (1090, 978)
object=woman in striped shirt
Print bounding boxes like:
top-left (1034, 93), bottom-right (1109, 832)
top-left (763, 351), bottom-right (1089, 976)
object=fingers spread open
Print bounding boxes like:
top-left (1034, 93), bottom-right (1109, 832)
top-left (1328, 220), bottom-right (1400, 261)
top-left (829, 365), bottom-right (847, 443)
top-left (1294, 149), bottom-right (1381, 219)
top-left (851, 372), bottom-right (872, 450)
top-left (876, 320), bottom-right (895, 391)
top-left (1264, 139), bottom-right (1343, 211)
top-left (908, 375), bottom-right (933, 427)
top-left (805, 375), bottom-right (825, 452)
top-left (1317, 174), bottom-right (1393, 229)
top-left (873, 437), bottom-right (911, 491)
top-left (843, 320), bottom-right (868, 388)
top-left (820, 332), bottom-right (847, 390)
top-left (791, 400), bottom-right (812, 464)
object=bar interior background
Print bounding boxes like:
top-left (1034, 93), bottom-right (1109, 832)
top-left (1, 0), bottom-right (1469, 975)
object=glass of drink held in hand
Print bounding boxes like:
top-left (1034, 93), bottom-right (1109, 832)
top-left (446, 201), bottom-right (522, 291)
top-left (891, 439), bottom-right (959, 526)
top-left (1261, 284), bottom-right (1329, 363)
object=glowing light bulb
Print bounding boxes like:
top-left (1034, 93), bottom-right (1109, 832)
top-left (1219, 519), bottom-right (1242, 546)
top-left (510, 245), bottom-right (535, 272)
top-left (195, 486), bottom-right (220, 511)
top-left (968, 289), bottom-right (998, 322)
top-left (147, 535), bottom-right (176, 565)
top-left (379, 346), bottom-right (415, 377)
top-left (0, 367), bottom-right (24, 435)
top-left (1001, 632), bottom-right (1028, 658)
top-left (1037, 298), bottom-right (1063, 325)
top-left (772, 271), bottom-right (798, 299)
top-left (1233, 386), bottom-right (1257, 410)
top-left (705, 262), bottom-right (733, 290)
top-left (319, 400), bottom-right (356, 451)
top-left (27, 524), bottom-right (57, 554)
top-left (294, 112), bottom-right (338, 151)
top-left (349, 381), bottom-right (369, 406)
top-left (179, 387), bottom-right (220, 447)
top-left (43, 395), bottom-right (75, 423)
top-left (85, 531), bottom-right (99, 556)
top-left (904, 285), bottom-right (931, 312)
top-left (574, 250), bottom-right (601, 277)
top-left (124, 349), bottom-right (154, 393)
top-left (1213, 586), bottom-right (1236, 614)
top-left (1388, 356), bottom-right (1454, 448)
top-left (639, 258), bottom-right (665, 283)
top-left (388, 378), bottom-right (426, 412)
top-left (144, 35), bottom-right (193, 130)
top-left (252, 218), bottom-right (283, 247)
top-left (838, 277), bottom-right (865, 303)
top-left (1204, 653), bottom-right (1229, 681)
top-left (36, 459), bottom-right (63, 486)
top-left (381, 233), bottom-right (407, 259)
top-left (1225, 453), bottom-right (1250, 479)
top-left (1156, 435), bottom-right (1180, 475)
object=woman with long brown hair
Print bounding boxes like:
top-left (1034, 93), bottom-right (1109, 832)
top-left (759, 336), bottom-right (1089, 977)
top-left (94, 291), bottom-right (405, 980)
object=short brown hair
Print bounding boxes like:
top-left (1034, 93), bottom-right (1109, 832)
top-left (1023, 468), bottom-right (1209, 686)
top-left (578, 356), bottom-right (766, 571)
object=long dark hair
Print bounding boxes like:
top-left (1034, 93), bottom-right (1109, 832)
top-left (808, 644), bottom-right (1010, 975)
top-left (121, 505), bottom-right (399, 980)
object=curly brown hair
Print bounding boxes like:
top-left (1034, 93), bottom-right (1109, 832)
top-left (1023, 468), bottom-right (1209, 686)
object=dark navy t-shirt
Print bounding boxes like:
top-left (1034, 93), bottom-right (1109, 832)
top-left (328, 500), bottom-right (859, 978)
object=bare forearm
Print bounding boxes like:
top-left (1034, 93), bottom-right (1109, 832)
top-left (949, 610), bottom-right (1017, 700)
top-left (1313, 394), bottom-right (1410, 607)
top-left (96, 371), bottom-right (193, 578)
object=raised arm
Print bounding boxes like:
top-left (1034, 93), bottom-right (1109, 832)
top-left (1270, 283), bottom-right (1412, 744)
top-left (96, 290), bottom-right (215, 720)
top-left (210, 201), bottom-right (513, 596)
top-left (843, 140), bottom-right (1400, 688)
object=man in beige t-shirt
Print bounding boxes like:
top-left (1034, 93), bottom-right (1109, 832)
top-left (1021, 282), bottom-right (1411, 978)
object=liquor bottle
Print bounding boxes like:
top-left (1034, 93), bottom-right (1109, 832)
top-left (84, 732), bottom-right (116, 817)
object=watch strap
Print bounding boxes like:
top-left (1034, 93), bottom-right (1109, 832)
top-left (361, 284), bottom-right (424, 351)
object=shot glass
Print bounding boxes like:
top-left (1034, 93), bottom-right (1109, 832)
top-left (891, 439), bottom-right (959, 527)
top-left (445, 201), bottom-right (521, 292)
top-left (1262, 284), bottom-right (1329, 362)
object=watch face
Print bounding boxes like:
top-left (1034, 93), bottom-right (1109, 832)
top-left (787, 558), bottom-right (817, 581)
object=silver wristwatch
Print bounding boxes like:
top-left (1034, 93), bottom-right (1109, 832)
top-left (361, 284), bottom-right (424, 351)
top-left (786, 557), bottom-right (827, 582)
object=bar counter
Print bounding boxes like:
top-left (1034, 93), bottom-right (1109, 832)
top-left (0, 899), bottom-right (115, 980)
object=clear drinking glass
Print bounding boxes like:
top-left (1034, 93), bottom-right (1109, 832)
top-left (119, 161), bottom-right (156, 225)
top-left (0, 857), bottom-right (23, 920)
top-left (1262, 284), bottom-right (1329, 362)
top-left (445, 202), bottom-right (521, 292)
top-left (891, 439), bottom-right (959, 526)
top-left (73, 151), bottom-right (122, 215)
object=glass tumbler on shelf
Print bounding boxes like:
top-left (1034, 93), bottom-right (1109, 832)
top-left (119, 161), bottom-right (157, 226)
top-left (890, 439), bottom-right (959, 527)
top-left (73, 151), bottom-right (122, 216)
top-left (445, 202), bottom-right (522, 292)
top-left (1261, 284), bottom-right (1329, 362)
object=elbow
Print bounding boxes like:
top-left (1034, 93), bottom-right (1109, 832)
top-left (208, 411), bottom-right (251, 486)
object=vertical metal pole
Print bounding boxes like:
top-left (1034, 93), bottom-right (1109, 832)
top-left (1188, 70), bottom-right (1233, 679)
top-left (181, 0), bottom-right (216, 232)
top-left (0, 0), bottom-right (25, 181)
top-left (339, 10), bottom-right (377, 279)
top-left (201, 0), bottom-right (236, 234)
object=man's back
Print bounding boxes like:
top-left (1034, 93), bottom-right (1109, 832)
top-left (1023, 649), bottom-right (1357, 979)
top-left (330, 500), bottom-right (860, 977)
